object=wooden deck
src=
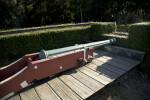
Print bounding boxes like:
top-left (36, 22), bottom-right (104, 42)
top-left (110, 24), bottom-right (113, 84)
top-left (7, 50), bottom-right (141, 100)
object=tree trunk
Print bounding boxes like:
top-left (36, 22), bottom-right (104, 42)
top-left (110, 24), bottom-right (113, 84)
top-left (117, 17), bottom-right (121, 26)
top-left (125, 16), bottom-right (128, 26)
top-left (79, 7), bottom-right (83, 22)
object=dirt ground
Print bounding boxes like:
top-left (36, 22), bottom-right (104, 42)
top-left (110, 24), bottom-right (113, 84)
top-left (93, 68), bottom-right (150, 100)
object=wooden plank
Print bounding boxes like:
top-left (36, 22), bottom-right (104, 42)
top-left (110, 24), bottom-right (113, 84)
top-left (95, 51), bottom-right (140, 67)
top-left (101, 56), bottom-right (138, 67)
top-left (7, 95), bottom-right (20, 100)
top-left (78, 66), bottom-right (113, 85)
top-left (96, 57), bottom-right (132, 71)
top-left (86, 63), bottom-right (120, 79)
top-left (94, 50), bottom-right (140, 65)
top-left (20, 88), bottom-right (40, 100)
top-left (48, 77), bottom-right (82, 100)
top-left (93, 51), bottom-right (106, 58)
top-left (70, 69), bottom-right (104, 92)
top-left (35, 83), bottom-right (60, 100)
top-left (59, 74), bottom-right (94, 99)
top-left (48, 78), bottom-right (74, 100)
top-left (108, 53), bottom-right (140, 64)
top-left (103, 46), bottom-right (145, 61)
top-left (91, 59), bottom-right (126, 75)
top-left (48, 81), bottom-right (71, 100)
top-left (5, 50), bottom-right (141, 100)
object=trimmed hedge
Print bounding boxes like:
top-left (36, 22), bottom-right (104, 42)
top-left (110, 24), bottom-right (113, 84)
top-left (128, 23), bottom-right (150, 51)
top-left (102, 22), bottom-right (150, 74)
top-left (128, 22), bottom-right (150, 74)
top-left (0, 28), bottom-right (91, 60)
top-left (90, 22), bottom-right (117, 41)
top-left (0, 22), bottom-right (116, 61)
top-left (101, 22), bottom-right (150, 54)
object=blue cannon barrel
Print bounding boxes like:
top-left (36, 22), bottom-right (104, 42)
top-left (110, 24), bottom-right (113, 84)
top-left (39, 38), bottom-right (116, 59)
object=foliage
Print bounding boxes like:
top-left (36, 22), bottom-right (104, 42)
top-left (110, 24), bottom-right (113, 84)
top-left (0, 0), bottom-right (150, 29)
top-left (90, 22), bottom-right (117, 41)
top-left (0, 28), bottom-right (90, 60)
top-left (102, 22), bottom-right (150, 74)
top-left (0, 22), bottom-right (116, 61)
top-left (128, 23), bottom-right (150, 74)
top-left (128, 22), bottom-right (150, 51)
top-left (0, 0), bottom-right (23, 28)
top-left (117, 25), bottom-right (130, 32)
top-left (0, 26), bottom-right (90, 36)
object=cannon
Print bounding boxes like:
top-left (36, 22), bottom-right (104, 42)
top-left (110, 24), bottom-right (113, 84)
top-left (39, 38), bottom-right (116, 59)
top-left (0, 38), bottom-right (116, 100)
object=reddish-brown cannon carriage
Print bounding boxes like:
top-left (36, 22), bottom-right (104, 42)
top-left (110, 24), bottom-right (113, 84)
top-left (0, 38), bottom-right (116, 100)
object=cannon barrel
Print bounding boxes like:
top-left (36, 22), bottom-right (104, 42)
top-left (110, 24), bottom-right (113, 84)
top-left (39, 38), bottom-right (116, 59)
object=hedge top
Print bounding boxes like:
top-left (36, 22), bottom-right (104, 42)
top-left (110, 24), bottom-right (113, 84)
top-left (132, 22), bottom-right (150, 25)
top-left (0, 22), bottom-right (116, 38)
top-left (0, 26), bottom-right (90, 38)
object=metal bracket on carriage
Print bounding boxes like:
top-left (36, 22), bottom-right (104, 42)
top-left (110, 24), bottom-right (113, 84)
top-left (0, 38), bottom-right (116, 100)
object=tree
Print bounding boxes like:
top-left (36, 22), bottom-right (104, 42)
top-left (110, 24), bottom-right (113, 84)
top-left (1, 0), bottom-right (150, 29)
top-left (0, 0), bottom-right (23, 28)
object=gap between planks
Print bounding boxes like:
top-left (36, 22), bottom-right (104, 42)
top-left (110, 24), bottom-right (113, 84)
top-left (48, 77), bottom-right (82, 100)
top-left (59, 73), bottom-right (94, 99)
top-left (7, 50), bottom-right (141, 100)
top-left (35, 83), bottom-right (61, 100)
top-left (70, 70), bottom-right (104, 92)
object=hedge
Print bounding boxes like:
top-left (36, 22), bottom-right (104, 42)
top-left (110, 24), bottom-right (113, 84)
top-left (128, 22), bottom-right (150, 74)
top-left (90, 22), bottom-right (117, 41)
top-left (101, 22), bottom-right (150, 54)
top-left (0, 22), bottom-right (117, 61)
top-left (102, 22), bottom-right (150, 74)
top-left (128, 22), bottom-right (150, 51)
top-left (0, 28), bottom-right (91, 60)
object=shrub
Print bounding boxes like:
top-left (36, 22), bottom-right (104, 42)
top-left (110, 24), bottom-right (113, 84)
top-left (128, 22), bottom-right (150, 51)
top-left (90, 22), bottom-right (117, 41)
top-left (101, 22), bottom-right (150, 74)
top-left (0, 22), bottom-right (116, 61)
top-left (128, 22), bottom-right (150, 74)
top-left (0, 27), bottom-right (91, 60)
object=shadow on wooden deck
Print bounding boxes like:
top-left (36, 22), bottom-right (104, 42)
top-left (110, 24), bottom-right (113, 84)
top-left (7, 49), bottom-right (144, 100)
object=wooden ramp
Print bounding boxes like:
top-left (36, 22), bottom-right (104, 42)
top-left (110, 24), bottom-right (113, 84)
top-left (7, 49), bottom-right (143, 100)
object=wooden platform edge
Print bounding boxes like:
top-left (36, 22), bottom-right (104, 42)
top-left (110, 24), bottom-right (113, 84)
top-left (103, 46), bottom-right (146, 61)
top-left (87, 57), bottom-right (143, 99)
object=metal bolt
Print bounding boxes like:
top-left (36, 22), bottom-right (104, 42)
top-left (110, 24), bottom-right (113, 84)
top-left (60, 66), bottom-right (62, 69)
top-left (88, 55), bottom-right (93, 59)
top-left (34, 66), bottom-right (37, 69)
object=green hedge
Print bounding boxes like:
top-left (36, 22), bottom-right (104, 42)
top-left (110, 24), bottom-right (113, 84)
top-left (0, 28), bottom-right (91, 60)
top-left (128, 22), bottom-right (150, 74)
top-left (128, 23), bottom-right (150, 51)
top-left (90, 22), bottom-right (117, 41)
top-left (101, 22), bottom-right (150, 55)
top-left (0, 22), bottom-right (116, 61)
top-left (101, 22), bottom-right (150, 74)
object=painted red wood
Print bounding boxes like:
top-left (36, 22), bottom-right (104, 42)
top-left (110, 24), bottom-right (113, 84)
top-left (0, 48), bottom-right (93, 99)
top-left (0, 53), bottom-right (39, 82)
